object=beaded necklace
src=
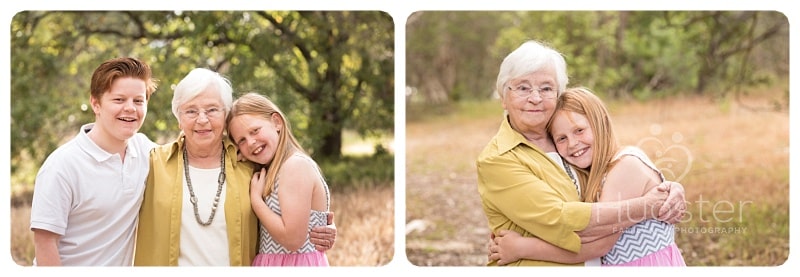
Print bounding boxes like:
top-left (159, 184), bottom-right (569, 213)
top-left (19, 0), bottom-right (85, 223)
top-left (561, 156), bottom-right (580, 197)
top-left (182, 143), bottom-right (226, 226)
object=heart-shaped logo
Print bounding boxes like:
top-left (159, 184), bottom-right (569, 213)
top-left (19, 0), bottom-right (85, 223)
top-left (635, 124), bottom-right (694, 182)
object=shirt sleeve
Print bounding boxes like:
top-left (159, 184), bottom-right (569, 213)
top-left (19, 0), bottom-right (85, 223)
top-left (478, 152), bottom-right (592, 253)
top-left (29, 158), bottom-right (72, 235)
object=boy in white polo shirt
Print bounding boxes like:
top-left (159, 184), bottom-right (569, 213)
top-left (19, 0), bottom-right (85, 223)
top-left (29, 57), bottom-right (158, 266)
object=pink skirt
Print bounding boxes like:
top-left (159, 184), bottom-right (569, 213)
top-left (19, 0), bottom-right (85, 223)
top-left (252, 251), bottom-right (329, 267)
top-left (603, 243), bottom-right (686, 266)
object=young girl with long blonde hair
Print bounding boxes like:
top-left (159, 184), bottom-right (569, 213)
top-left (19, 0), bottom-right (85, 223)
top-left (227, 92), bottom-right (331, 266)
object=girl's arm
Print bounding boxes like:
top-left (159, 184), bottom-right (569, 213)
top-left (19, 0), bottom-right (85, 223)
top-left (577, 156), bottom-right (667, 242)
top-left (250, 156), bottom-right (316, 252)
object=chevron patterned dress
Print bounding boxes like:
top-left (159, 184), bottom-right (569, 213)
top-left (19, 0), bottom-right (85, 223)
top-left (602, 147), bottom-right (686, 266)
top-left (252, 155), bottom-right (330, 266)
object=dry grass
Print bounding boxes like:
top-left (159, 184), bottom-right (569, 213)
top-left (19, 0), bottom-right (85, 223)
top-left (10, 203), bottom-right (34, 265)
top-left (406, 89), bottom-right (789, 266)
top-left (608, 93), bottom-right (789, 204)
top-left (326, 186), bottom-right (394, 266)
top-left (9, 185), bottom-right (394, 266)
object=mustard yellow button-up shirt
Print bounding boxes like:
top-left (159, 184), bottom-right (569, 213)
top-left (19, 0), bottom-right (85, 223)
top-left (477, 117), bottom-right (592, 266)
top-left (134, 134), bottom-right (257, 266)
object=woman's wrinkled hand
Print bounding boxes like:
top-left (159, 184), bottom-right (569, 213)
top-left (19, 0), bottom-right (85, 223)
top-left (310, 212), bottom-right (337, 251)
top-left (488, 229), bottom-right (524, 265)
top-left (656, 181), bottom-right (687, 224)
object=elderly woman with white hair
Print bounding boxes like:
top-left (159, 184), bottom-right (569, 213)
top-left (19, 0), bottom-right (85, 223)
top-left (477, 40), bottom-right (686, 266)
top-left (134, 68), bottom-right (336, 266)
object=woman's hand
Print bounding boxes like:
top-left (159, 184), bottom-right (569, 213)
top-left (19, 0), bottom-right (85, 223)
top-left (488, 229), bottom-right (525, 265)
top-left (656, 181), bottom-right (687, 224)
top-left (641, 182), bottom-right (669, 219)
top-left (310, 211), bottom-right (337, 251)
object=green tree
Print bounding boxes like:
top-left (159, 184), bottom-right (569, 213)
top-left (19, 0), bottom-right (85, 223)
top-left (668, 11), bottom-right (788, 94)
top-left (11, 10), bottom-right (394, 173)
top-left (406, 11), bottom-right (506, 106)
top-left (405, 11), bottom-right (788, 104)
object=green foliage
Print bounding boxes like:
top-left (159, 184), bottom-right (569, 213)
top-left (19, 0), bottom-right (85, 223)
top-left (406, 11), bottom-right (789, 112)
top-left (318, 152), bottom-right (394, 192)
top-left (406, 11), bottom-right (507, 104)
top-left (11, 11), bottom-right (394, 179)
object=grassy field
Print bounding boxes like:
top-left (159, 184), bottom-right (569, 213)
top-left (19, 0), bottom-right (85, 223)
top-left (11, 185), bottom-right (394, 266)
top-left (406, 89), bottom-right (789, 266)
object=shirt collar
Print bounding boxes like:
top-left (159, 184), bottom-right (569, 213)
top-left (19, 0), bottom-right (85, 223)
top-left (77, 123), bottom-right (139, 162)
top-left (495, 115), bottom-right (537, 154)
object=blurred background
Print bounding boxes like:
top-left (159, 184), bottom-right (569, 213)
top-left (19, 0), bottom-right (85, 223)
top-left (405, 11), bottom-right (789, 266)
top-left (9, 10), bottom-right (395, 266)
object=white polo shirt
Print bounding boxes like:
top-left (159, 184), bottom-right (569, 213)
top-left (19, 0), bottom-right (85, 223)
top-left (30, 123), bottom-right (155, 266)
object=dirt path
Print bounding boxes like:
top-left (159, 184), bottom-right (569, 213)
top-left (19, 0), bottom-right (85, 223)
top-left (405, 114), bottom-right (500, 266)
top-left (405, 174), bottom-right (489, 266)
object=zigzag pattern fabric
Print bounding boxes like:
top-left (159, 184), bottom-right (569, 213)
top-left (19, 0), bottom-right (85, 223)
top-left (602, 146), bottom-right (675, 265)
top-left (257, 155), bottom-right (331, 254)
top-left (602, 219), bottom-right (675, 264)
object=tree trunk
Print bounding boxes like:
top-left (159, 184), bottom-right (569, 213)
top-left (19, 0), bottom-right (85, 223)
top-left (310, 108), bottom-right (344, 161)
top-left (318, 126), bottom-right (343, 161)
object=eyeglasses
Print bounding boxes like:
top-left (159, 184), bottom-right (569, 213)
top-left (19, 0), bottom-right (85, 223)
top-left (507, 84), bottom-right (558, 99)
top-left (181, 107), bottom-right (222, 119)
